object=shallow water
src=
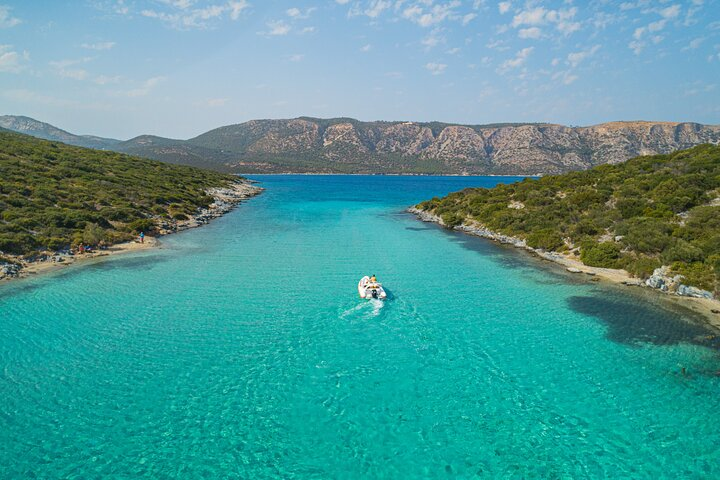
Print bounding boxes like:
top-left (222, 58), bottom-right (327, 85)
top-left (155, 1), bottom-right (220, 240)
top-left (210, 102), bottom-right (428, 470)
top-left (1, 175), bottom-right (719, 478)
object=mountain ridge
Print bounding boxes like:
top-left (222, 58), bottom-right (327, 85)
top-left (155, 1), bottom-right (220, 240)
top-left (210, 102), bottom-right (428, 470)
top-left (1, 115), bottom-right (718, 175)
top-left (0, 115), bottom-right (121, 150)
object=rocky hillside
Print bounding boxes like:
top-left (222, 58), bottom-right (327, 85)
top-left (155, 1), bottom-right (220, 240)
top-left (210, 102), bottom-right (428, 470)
top-left (2, 115), bottom-right (719, 174)
top-left (114, 135), bottom-right (236, 170)
top-left (183, 118), bottom-right (720, 174)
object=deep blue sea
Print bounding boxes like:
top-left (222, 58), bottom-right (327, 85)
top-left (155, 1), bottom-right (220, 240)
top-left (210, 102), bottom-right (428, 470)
top-left (2, 175), bottom-right (720, 478)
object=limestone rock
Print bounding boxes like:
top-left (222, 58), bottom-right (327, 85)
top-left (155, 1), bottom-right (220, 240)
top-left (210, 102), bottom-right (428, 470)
top-left (676, 284), bottom-right (714, 299)
top-left (0, 263), bottom-right (22, 279)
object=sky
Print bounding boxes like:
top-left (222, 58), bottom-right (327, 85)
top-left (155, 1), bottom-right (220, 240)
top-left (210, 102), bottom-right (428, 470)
top-left (0, 0), bottom-right (718, 139)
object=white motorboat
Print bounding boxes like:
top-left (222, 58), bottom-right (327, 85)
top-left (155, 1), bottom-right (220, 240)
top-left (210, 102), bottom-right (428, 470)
top-left (358, 276), bottom-right (387, 300)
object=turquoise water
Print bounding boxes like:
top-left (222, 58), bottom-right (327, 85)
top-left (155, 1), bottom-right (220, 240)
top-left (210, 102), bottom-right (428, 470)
top-left (2, 175), bottom-right (720, 478)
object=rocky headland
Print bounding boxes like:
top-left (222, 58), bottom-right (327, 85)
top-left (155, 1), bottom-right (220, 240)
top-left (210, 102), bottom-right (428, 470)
top-left (154, 181), bottom-right (262, 234)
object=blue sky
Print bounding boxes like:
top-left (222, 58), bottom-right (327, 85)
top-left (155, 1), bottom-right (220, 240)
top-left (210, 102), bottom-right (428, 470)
top-left (0, 0), bottom-right (718, 139)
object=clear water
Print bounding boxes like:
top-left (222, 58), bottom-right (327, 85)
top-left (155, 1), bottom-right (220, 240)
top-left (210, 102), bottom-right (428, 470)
top-left (2, 175), bottom-right (720, 479)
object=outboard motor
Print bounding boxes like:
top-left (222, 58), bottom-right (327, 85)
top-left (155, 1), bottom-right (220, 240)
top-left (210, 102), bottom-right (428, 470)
top-left (371, 289), bottom-right (378, 299)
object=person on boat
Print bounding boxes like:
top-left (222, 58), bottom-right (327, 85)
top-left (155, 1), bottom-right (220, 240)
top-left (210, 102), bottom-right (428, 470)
top-left (370, 274), bottom-right (377, 283)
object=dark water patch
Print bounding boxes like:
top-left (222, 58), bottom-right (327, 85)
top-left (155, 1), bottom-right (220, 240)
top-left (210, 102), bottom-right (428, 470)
top-left (406, 216), bottom-right (604, 291)
top-left (523, 275), bottom-right (578, 287)
top-left (82, 253), bottom-right (171, 273)
top-left (0, 279), bottom-right (45, 301)
top-left (567, 295), bottom-right (720, 350)
top-left (0, 260), bottom-right (104, 300)
top-left (389, 210), bottom-right (418, 216)
top-left (443, 228), bottom-right (546, 273)
top-left (402, 212), bottom-right (587, 284)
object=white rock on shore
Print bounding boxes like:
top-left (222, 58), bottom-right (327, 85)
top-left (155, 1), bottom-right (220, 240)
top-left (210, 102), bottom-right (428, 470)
top-left (645, 266), bottom-right (714, 299)
top-left (0, 262), bottom-right (21, 278)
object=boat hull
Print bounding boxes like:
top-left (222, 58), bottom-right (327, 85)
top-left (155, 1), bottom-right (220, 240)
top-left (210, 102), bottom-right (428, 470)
top-left (358, 276), bottom-right (387, 300)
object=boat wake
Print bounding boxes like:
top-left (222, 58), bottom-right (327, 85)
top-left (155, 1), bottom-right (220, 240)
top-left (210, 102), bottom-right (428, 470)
top-left (368, 298), bottom-right (384, 316)
top-left (339, 303), bottom-right (365, 319)
top-left (340, 298), bottom-right (385, 319)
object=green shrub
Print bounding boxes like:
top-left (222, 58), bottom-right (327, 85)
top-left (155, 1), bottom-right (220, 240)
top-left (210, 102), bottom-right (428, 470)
top-left (662, 239), bottom-right (704, 264)
top-left (526, 229), bottom-right (564, 251)
top-left (0, 233), bottom-right (38, 255)
top-left (622, 255), bottom-right (661, 278)
top-left (82, 223), bottom-right (106, 246)
top-left (441, 211), bottom-right (463, 227)
top-left (45, 237), bottom-right (69, 251)
top-left (580, 241), bottom-right (622, 268)
top-left (568, 186), bottom-right (608, 211)
top-left (670, 262), bottom-right (717, 293)
top-left (616, 198), bottom-right (648, 219)
top-left (127, 218), bottom-right (156, 233)
top-left (570, 219), bottom-right (601, 236)
top-left (620, 218), bottom-right (673, 254)
top-left (708, 255), bottom-right (720, 283)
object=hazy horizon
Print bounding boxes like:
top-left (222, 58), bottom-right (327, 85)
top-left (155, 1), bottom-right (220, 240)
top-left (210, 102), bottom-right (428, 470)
top-left (1, 1), bottom-right (718, 139)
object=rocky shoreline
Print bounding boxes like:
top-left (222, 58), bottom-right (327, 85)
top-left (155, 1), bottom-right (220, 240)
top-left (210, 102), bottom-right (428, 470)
top-left (409, 207), bottom-right (720, 326)
top-left (155, 181), bottom-right (262, 235)
top-left (0, 180), bottom-right (262, 283)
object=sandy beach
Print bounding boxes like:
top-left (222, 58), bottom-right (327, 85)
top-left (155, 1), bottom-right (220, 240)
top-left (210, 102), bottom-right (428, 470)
top-left (8, 237), bottom-right (160, 281)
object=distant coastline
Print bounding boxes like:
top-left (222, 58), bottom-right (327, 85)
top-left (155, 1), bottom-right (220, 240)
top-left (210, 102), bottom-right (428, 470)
top-left (243, 172), bottom-right (540, 177)
top-left (409, 207), bottom-right (720, 329)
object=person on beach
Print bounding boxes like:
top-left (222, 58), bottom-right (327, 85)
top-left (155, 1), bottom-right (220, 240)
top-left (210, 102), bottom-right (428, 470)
top-left (139, 231), bottom-right (145, 244)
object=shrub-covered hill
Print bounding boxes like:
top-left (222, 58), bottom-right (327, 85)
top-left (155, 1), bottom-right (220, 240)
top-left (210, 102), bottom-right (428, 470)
top-left (0, 131), bottom-right (242, 257)
top-left (416, 144), bottom-right (720, 295)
